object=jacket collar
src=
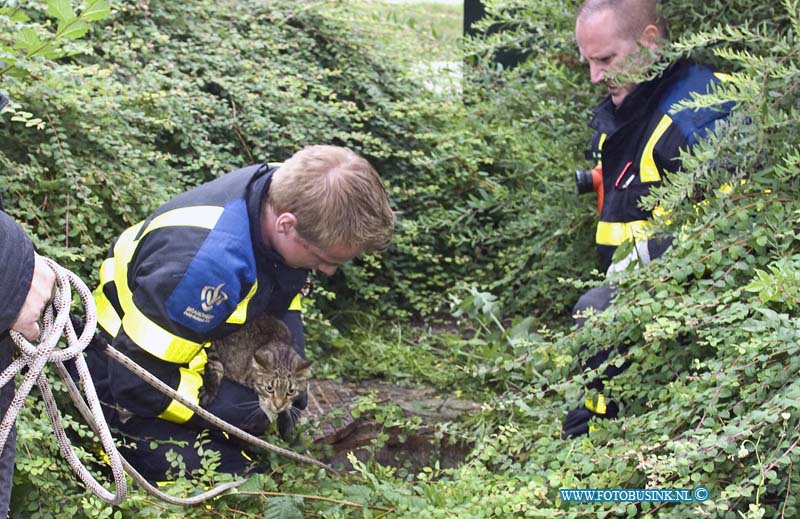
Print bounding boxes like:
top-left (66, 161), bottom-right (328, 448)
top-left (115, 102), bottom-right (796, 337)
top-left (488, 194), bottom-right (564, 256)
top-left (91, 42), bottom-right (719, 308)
top-left (246, 164), bottom-right (308, 285)
top-left (589, 59), bottom-right (693, 137)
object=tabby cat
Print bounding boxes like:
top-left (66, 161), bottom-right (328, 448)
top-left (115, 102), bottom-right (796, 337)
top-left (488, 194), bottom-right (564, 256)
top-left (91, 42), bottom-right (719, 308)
top-left (199, 314), bottom-right (312, 422)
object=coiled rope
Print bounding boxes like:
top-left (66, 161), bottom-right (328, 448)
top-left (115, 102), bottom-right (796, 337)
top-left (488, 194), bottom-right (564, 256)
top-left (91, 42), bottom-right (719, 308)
top-left (4, 258), bottom-right (334, 507)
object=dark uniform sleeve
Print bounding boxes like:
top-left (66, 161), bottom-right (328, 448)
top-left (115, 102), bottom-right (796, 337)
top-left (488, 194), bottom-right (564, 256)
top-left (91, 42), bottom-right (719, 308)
top-left (103, 226), bottom-right (211, 418)
top-left (0, 208), bottom-right (34, 518)
top-left (0, 211), bottom-right (34, 334)
top-left (104, 222), bottom-right (272, 435)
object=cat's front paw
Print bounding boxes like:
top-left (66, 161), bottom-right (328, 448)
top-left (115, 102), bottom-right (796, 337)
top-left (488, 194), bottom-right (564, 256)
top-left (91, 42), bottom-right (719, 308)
top-left (199, 387), bottom-right (217, 407)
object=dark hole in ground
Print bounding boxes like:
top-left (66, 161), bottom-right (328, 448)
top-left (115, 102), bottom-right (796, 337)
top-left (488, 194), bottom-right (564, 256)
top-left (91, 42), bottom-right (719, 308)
top-left (303, 379), bottom-right (479, 473)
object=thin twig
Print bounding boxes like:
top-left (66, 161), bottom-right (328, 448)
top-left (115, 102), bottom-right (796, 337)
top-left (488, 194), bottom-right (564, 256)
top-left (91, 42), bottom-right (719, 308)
top-left (229, 99), bottom-right (253, 163)
top-left (237, 490), bottom-right (395, 512)
top-left (782, 459), bottom-right (792, 519)
top-left (45, 113), bottom-right (74, 248)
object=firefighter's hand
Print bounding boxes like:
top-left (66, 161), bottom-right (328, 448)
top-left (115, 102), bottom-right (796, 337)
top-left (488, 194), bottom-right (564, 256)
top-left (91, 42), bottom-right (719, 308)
top-left (11, 254), bottom-right (56, 341)
top-left (193, 379), bottom-right (269, 436)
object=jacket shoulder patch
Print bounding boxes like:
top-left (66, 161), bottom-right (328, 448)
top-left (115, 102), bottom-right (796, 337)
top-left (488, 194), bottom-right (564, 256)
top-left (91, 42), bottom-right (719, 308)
top-left (165, 199), bottom-right (257, 334)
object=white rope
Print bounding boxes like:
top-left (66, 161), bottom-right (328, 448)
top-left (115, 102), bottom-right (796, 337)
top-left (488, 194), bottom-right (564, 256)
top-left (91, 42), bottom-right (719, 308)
top-left (101, 344), bottom-right (337, 474)
top-left (5, 258), bottom-right (127, 504)
top-left (4, 258), bottom-right (246, 505)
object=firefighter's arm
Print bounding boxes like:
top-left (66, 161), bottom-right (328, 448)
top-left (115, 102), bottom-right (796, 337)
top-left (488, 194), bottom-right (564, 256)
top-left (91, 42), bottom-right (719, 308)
top-left (105, 224), bottom-right (232, 423)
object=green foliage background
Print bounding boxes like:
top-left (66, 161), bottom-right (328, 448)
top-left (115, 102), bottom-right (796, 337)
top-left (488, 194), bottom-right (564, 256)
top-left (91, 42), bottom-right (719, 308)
top-left (2, 0), bottom-right (800, 517)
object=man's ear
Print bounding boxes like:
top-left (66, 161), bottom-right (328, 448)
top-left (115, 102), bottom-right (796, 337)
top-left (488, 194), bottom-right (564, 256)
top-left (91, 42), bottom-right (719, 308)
top-left (274, 212), bottom-right (298, 236)
top-left (639, 24), bottom-right (661, 52)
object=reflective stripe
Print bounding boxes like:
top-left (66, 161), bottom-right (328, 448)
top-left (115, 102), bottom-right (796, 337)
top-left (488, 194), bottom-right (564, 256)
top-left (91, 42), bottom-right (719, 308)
top-left (639, 114), bottom-right (672, 183)
top-left (188, 347), bottom-right (209, 374)
top-left (585, 393), bottom-right (607, 415)
top-left (95, 288), bottom-right (121, 337)
top-left (158, 367), bottom-right (204, 423)
top-left (145, 206), bottom-right (224, 235)
top-left (226, 280), bottom-right (258, 325)
top-left (288, 293), bottom-right (303, 311)
top-left (99, 256), bottom-right (115, 284)
top-left (714, 72), bottom-right (732, 82)
top-left (95, 257), bottom-right (122, 336)
top-left (596, 220), bottom-right (652, 246)
top-left (109, 207), bottom-right (225, 363)
top-left (596, 133), bottom-right (607, 164)
top-left (159, 348), bottom-right (209, 424)
top-left (121, 310), bottom-right (204, 364)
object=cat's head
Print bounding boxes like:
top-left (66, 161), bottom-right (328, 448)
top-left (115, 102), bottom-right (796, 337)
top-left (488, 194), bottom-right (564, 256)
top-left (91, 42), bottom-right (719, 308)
top-left (252, 346), bottom-right (313, 420)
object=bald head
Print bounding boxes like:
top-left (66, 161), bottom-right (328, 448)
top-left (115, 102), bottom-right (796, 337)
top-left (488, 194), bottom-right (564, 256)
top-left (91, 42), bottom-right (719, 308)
top-left (578, 0), bottom-right (667, 40)
top-left (576, 0), bottom-right (666, 106)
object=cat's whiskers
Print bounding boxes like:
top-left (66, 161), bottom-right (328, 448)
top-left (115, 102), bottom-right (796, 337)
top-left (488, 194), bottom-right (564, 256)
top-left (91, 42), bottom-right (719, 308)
top-left (287, 405), bottom-right (302, 422)
top-left (230, 400), bottom-right (260, 410)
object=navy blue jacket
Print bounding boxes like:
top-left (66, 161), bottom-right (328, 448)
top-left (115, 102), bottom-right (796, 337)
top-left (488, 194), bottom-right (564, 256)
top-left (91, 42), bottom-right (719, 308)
top-left (588, 59), bottom-right (733, 271)
top-left (0, 197), bottom-right (34, 334)
top-left (0, 193), bottom-right (32, 516)
top-left (91, 165), bottom-right (307, 432)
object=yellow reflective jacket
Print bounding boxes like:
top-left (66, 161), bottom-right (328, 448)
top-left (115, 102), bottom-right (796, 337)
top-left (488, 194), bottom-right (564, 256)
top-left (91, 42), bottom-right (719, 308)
top-left (93, 164), bottom-right (306, 424)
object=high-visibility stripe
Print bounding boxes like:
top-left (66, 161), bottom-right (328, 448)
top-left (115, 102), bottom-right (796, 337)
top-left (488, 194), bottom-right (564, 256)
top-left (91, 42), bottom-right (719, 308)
top-left (188, 347), bottom-right (208, 374)
top-left (99, 256), bottom-right (115, 285)
top-left (108, 207), bottom-right (225, 364)
top-left (157, 367), bottom-right (204, 423)
top-left (585, 393), bottom-right (607, 415)
top-left (120, 311), bottom-right (205, 364)
top-left (639, 114), bottom-right (672, 183)
top-left (594, 133), bottom-right (607, 164)
top-left (145, 206), bottom-right (224, 236)
top-left (95, 257), bottom-right (121, 336)
top-left (598, 133), bottom-right (607, 152)
top-left (226, 280), bottom-right (258, 324)
top-left (596, 220), bottom-right (652, 247)
top-left (95, 288), bottom-right (121, 337)
top-left (288, 293), bottom-right (303, 311)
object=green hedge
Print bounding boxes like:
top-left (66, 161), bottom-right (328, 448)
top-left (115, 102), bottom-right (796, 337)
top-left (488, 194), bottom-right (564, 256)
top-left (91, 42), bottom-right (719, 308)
top-left (3, 0), bottom-right (800, 517)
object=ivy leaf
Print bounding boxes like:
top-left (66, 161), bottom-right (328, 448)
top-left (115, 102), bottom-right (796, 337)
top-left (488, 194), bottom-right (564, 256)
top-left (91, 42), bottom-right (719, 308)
top-left (82, 0), bottom-right (111, 21)
top-left (35, 43), bottom-right (61, 59)
top-left (0, 8), bottom-right (31, 22)
top-left (263, 496), bottom-right (303, 519)
top-left (234, 474), bottom-right (264, 492)
top-left (58, 19), bottom-right (90, 40)
top-left (46, 0), bottom-right (76, 22)
top-left (13, 28), bottom-right (43, 54)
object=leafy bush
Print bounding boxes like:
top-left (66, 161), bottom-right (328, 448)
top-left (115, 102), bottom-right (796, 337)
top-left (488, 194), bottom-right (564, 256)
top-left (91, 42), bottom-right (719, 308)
top-left (4, 0), bottom-right (800, 517)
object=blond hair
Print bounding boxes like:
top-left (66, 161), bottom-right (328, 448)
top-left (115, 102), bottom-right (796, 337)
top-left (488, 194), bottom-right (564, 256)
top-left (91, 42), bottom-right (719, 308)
top-left (268, 145), bottom-right (395, 252)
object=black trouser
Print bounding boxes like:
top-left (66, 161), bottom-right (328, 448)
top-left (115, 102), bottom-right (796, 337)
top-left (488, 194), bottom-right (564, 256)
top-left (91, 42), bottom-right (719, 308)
top-left (69, 315), bottom-right (302, 482)
top-left (0, 334), bottom-right (17, 518)
top-left (81, 344), bottom-right (264, 483)
top-left (561, 284), bottom-right (629, 439)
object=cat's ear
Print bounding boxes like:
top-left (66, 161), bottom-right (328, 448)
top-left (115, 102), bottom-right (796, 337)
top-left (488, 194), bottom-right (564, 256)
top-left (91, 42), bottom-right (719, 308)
top-left (255, 314), bottom-right (278, 334)
top-left (275, 319), bottom-right (293, 342)
top-left (292, 357), bottom-right (313, 380)
top-left (254, 348), bottom-right (276, 368)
